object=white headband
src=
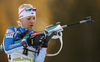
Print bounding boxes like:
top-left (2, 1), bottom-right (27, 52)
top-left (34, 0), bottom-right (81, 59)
top-left (18, 7), bottom-right (36, 19)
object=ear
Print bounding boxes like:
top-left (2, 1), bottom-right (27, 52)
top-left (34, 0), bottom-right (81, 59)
top-left (19, 19), bottom-right (22, 23)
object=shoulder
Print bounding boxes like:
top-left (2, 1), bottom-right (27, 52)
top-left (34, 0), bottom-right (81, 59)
top-left (6, 26), bottom-right (17, 34)
top-left (33, 30), bottom-right (36, 33)
top-left (7, 26), bottom-right (15, 29)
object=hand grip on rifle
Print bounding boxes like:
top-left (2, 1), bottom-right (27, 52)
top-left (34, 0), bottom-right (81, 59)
top-left (42, 31), bottom-right (57, 47)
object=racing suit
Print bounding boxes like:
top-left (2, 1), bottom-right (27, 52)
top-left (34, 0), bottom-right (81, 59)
top-left (3, 26), bottom-right (47, 62)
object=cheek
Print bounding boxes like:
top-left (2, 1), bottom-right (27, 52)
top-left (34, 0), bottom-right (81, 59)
top-left (34, 20), bottom-right (36, 24)
top-left (34, 20), bottom-right (36, 23)
top-left (22, 21), bottom-right (29, 26)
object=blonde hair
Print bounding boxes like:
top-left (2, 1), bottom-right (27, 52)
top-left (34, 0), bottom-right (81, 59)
top-left (17, 4), bottom-right (33, 26)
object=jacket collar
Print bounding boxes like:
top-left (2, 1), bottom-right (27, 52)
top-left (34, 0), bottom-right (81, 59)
top-left (19, 26), bottom-right (35, 33)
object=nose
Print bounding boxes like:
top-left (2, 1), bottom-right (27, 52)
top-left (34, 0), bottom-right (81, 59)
top-left (31, 19), bottom-right (35, 23)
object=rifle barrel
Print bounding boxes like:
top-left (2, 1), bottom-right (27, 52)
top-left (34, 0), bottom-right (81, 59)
top-left (62, 20), bottom-right (95, 28)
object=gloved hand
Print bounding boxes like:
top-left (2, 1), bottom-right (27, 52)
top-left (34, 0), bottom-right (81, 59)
top-left (27, 35), bottom-right (43, 47)
top-left (14, 30), bottom-right (28, 42)
top-left (42, 31), bottom-right (57, 48)
top-left (18, 30), bottom-right (28, 39)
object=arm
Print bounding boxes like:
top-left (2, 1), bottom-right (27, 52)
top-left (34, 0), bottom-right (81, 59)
top-left (3, 26), bottom-right (28, 54)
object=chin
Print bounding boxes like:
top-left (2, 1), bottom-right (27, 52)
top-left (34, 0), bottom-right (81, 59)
top-left (28, 27), bottom-right (33, 30)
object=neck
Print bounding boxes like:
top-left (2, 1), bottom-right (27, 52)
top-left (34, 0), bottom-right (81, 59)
top-left (21, 26), bottom-right (32, 30)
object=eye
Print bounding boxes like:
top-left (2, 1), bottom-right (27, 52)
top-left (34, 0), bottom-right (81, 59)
top-left (27, 18), bottom-right (31, 20)
top-left (33, 17), bottom-right (35, 20)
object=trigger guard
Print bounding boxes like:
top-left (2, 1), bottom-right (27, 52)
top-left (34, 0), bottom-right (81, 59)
top-left (52, 31), bottom-right (62, 39)
top-left (47, 31), bottom-right (63, 56)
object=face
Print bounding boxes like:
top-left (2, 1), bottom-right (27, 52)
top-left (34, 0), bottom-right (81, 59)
top-left (20, 16), bottom-right (36, 30)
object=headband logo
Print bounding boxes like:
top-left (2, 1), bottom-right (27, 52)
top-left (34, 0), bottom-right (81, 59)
top-left (19, 15), bottom-right (23, 18)
top-left (31, 12), bottom-right (34, 14)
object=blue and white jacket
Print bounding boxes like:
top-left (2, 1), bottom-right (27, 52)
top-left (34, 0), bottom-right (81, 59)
top-left (3, 26), bottom-right (47, 62)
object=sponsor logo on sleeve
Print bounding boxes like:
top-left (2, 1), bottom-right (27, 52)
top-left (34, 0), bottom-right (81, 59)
top-left (10, 45), bottom-right (12, 48)
top-left (5, 33), bottom-right (13, 38)
top-left (6, 29), bottom-right (14, 34)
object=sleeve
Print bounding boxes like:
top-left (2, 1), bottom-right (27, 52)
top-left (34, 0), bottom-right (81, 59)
top-left (3, 26), bottom-right (27, 54)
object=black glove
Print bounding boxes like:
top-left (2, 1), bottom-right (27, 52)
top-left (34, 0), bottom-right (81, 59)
top-left (42, 31), bottom-right (57, 47)
top-left (17, 30), bottom-right (28, 39)
top-left (14, 30), bottom-right (28, 41)
top-left (27, 35), bottom-right (43, 46)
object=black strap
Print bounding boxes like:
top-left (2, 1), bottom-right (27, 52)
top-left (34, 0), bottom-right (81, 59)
top-left (23, 48), bottom-right (38, 56)
top-left (23, 48), bottom-right (28, 56)
top-left (8, 55), bottom-right (11, 60)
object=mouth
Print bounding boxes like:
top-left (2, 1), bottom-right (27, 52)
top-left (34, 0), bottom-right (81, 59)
top-left (30, 25), bottom-right (34, 27)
